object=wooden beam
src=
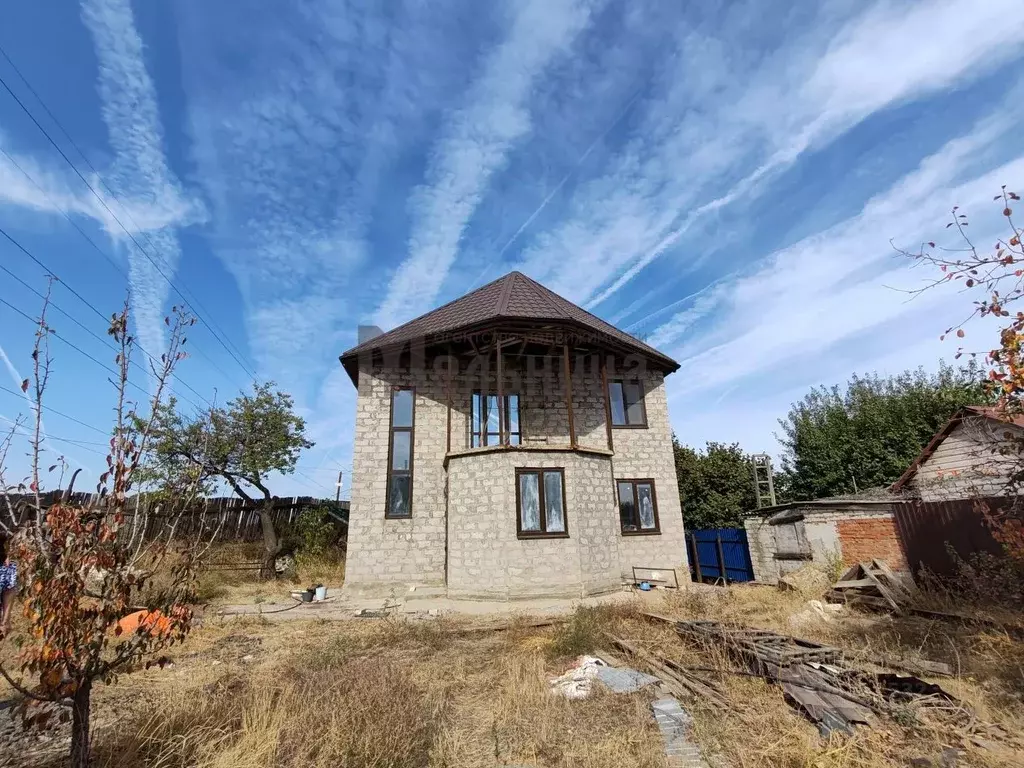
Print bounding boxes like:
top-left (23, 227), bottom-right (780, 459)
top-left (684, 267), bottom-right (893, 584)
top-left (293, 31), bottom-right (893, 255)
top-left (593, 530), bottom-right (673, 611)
top-left (497, 337), bottom-right (506, 446)
top-left (563, 343), bottom-right (577, 449)
top-left (600, 353), bottom-right (613, 452)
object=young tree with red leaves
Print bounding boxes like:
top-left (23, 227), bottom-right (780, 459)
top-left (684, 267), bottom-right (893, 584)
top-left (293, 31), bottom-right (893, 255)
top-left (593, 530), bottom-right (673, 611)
top-left (898, 186), bottom-right (1024, 566)
top-left (0, 294), bottom-right (216, 768)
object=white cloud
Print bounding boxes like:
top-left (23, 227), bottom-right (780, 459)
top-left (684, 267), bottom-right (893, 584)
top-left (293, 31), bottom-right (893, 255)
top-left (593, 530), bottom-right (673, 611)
top-left (80, 0), bottom-right (205, 361)
top-left (515, 0), bottom-right (1024, 308)
top-left (659, 113), bottom-right (1022, 455)
top-left (372, 0), bottom-right (603, 329)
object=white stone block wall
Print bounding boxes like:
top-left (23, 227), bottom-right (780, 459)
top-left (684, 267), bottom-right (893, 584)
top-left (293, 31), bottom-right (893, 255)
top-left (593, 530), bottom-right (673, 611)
top-left (447, 451), bottom-right (619, 598)
top-left (610, 371), bottom-right (690, 585)
top-left (343, 356), bottom-right (690, 597)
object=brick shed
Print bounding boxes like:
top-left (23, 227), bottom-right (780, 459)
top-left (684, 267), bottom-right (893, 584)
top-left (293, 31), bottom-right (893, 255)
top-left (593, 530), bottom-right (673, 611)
top-left (743, 499), bottom-right (906, 584)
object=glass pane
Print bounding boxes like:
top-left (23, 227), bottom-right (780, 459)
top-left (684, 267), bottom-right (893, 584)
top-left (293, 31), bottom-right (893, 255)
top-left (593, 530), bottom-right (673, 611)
top-left (391, 431), bottom-right (411, 470)
top-left (618, 482), bottom-right (636, 531)
top-left (507, 395), bottom-right (520, 434)
top-left (544, 472), bottom-right (564, 533)
top-left (392, 389), bottom-right (413, 428)
top-left (471, 393), bottom-right (482, 447)
top-left (486, 395), bottom-right (500, 434)
top-left (519, 473), bottom-right (540, 531)
top-left (637, 483), bottom-right (656, 529)
top-left (624, 383), bottom-right (643, 424)
top-left (508, 432), bottom-right (520, 446)
top-left (609, 382), bottom-right (625, 425)
top-left (388, 474), bottom-right (411, 517)
top-left (486, 432), bottom-right (501, 446)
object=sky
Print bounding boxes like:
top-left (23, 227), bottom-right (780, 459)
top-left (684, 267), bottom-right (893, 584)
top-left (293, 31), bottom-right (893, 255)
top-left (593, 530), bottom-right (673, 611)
top-left (0, 0), bottom-right (1022, 499)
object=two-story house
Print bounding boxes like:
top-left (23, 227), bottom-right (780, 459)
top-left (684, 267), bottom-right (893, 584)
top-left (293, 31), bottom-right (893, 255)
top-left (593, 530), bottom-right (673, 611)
top-left (338, 271), bottom-right (689, 599)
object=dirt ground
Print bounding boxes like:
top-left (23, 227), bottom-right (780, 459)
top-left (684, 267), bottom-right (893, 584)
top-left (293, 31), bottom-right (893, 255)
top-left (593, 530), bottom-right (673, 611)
top-left (2, 566), bottom-right (1023, 767)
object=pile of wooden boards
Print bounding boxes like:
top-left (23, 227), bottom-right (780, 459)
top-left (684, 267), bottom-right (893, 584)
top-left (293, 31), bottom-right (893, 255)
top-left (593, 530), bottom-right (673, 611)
top-left (828, 559), bottom-right (912, 611)
top-left (669, 619), bottom-right (874, 736)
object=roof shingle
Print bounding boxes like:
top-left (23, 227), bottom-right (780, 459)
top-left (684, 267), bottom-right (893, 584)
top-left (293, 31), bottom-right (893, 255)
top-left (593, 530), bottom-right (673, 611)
top-left (340, 271), bottom-right (678, 376)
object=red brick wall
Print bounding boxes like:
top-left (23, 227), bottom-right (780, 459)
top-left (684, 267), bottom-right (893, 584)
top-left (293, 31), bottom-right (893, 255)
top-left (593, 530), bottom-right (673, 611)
top-left (836, 517), bottom-right (907, 570)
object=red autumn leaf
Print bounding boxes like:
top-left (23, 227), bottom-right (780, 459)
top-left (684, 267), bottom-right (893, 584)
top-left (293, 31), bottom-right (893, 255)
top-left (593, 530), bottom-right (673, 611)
top-left (956, 329), bottom-right (965, 338)
top-left (20, 378), bottom-right (29, 392)
top-left (1004, 208), bottom-right (1013, 217)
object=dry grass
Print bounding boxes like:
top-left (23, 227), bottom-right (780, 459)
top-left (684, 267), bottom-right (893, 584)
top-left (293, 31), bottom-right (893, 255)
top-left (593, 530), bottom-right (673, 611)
top-left (194, 543), bottom-right (346, 606)
top-left (4, 565), bottom-right (1024, 768)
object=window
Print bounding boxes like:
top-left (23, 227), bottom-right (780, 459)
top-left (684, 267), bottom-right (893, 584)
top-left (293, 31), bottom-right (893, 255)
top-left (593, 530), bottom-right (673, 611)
top-left (516, 468), bottom-right (567, 538)
top-left (608, 379), bottom-right (646, 427)
top-left (386, 388), bottom-right (414, 518)
top-left (617, 479), bottom-right (660, 534)
top-left (471, 391), bottom-right (521, 447)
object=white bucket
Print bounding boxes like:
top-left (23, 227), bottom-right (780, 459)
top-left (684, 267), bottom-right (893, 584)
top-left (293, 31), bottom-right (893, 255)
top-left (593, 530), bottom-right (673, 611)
top-left (314, 585), bottom-right (327, 601)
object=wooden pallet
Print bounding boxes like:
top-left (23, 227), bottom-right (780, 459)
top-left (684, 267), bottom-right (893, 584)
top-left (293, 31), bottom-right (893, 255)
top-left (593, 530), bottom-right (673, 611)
top-left (829, 559), bottom-right (911, 611)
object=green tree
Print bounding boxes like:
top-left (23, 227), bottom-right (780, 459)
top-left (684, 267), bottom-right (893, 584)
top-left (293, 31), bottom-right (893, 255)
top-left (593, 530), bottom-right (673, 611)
top-left (778, 361), bottom-right (989, 500)
top-left (141, 383), bottom-right (313, 577)
top-left (674, 438), bottom-right (758, 529)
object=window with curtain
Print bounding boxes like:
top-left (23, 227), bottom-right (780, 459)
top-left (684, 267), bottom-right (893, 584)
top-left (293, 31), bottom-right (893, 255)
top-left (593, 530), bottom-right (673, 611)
top-left (386, 388), bottom-right (414, 518)
top-left (516, 468), bottom-right (567, 537)
top-left (471, 392), bottom-right (521, 447)
top-left (608, 379), bottom-right (646, 427)
top-left (617, 479), bottom-right (659, 534)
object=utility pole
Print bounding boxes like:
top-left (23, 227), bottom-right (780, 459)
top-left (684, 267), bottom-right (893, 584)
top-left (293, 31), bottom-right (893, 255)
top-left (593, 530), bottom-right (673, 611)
top-left (335, 470), bottom-right (343, 504)
top-left (751, 454), bottom-right (777, 509)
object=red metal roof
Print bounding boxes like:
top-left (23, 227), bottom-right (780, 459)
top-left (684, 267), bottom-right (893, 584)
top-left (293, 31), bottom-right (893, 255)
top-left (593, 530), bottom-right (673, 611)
top-left (339, 271), bottom-right (679, 380)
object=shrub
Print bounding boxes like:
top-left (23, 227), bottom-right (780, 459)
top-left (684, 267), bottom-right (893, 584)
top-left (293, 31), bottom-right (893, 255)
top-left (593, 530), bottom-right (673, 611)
top-left (295, 505), bottom-right (338, 557)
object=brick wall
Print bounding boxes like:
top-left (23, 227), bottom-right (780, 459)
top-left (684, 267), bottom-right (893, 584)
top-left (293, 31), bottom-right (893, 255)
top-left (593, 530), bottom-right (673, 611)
top-left (836, 517), bottom-right (907, 569)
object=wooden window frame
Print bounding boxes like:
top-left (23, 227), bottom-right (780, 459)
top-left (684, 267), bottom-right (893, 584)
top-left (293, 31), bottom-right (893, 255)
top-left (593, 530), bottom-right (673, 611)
top-left (515, 467), bottom-right (569, 539)
top-left (608, 378), bottom-right (648, 429)
top-left (385, 386), bottom-right (415, 519)
top-left (471, 390), bottom-right (522, 447)
top-left (617, 478), bottom-right (661, 535)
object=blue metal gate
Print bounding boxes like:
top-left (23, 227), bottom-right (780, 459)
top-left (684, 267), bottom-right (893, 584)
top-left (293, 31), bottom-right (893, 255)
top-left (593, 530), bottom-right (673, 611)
top-left (686, 528), bottom-right (754, 583)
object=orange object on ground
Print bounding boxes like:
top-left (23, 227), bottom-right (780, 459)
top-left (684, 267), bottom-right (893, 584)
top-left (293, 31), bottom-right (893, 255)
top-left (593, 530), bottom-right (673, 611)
top-left (116, 610), bottom-right (172, 636)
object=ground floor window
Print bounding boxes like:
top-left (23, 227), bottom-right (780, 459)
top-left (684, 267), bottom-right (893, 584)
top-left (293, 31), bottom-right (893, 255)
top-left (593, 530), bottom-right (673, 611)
top-left (617, 479), bottom-right (659, 534)
top-left (516, 468), bottom-right (567, 538)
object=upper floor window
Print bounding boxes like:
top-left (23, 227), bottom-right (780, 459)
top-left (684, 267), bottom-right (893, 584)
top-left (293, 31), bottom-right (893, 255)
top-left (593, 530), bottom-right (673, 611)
top-left (471, 392), bottom-right (521, 447)
top-left (608, 379), bottom-right (646, 427)
top-left (516, 468), bottom-right (567, 538)
top-left (617, 479), bottom-right (660, 534)
top-left (386, 388), bottom-right (414, 518)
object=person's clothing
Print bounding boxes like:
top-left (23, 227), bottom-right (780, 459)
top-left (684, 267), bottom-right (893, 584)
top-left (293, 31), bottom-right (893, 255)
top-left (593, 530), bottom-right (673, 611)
top-left (0, 561), bottom-right (16, 592)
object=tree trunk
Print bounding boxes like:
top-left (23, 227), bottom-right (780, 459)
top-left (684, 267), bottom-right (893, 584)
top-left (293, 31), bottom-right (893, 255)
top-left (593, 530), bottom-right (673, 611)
top-left (70, 680), bottom-right (91, 768)
top-left (258, 498), bottom-right (281, 580)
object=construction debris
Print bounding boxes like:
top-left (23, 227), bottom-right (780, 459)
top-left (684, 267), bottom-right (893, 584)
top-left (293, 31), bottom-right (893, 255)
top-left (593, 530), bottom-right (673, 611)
top-left (639, 614), bottom-right (983, 738)
top-left (651, 697), bottom-right (709, 767)
top-left (606, 635), bottom-right (730, 710)
top-left (548, 655), bottom-right (660, 699)
top-left (828, 559), bottom-right (912, 611)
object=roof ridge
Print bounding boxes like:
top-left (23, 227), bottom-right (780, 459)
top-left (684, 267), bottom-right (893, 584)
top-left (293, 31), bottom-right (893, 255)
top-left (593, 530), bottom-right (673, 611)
top-left (496, 272), bottom-right (517, 316)
top-left (514, 271), bottom-right (570, 319)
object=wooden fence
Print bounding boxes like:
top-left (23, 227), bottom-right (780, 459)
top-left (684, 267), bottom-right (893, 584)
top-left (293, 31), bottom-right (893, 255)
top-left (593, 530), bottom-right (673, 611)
top-left (3, 493), bottom-right (349, 544)
top-left (892, 496), bottom-right (1018, 579)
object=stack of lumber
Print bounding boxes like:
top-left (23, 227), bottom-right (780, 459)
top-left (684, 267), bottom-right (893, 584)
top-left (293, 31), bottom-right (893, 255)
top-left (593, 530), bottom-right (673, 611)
top-left (827, 559), bottom-right (912, 611)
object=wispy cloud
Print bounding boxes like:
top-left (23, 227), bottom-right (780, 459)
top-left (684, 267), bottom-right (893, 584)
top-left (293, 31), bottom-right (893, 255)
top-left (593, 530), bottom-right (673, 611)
top-left (80, 0), bottom-right (204, 360)
top-left (660, 111), bottom-right (1021, 408)
top-left (372, 0), bottom-right (603, 329)
top-left (513, 0), bottom-right (1024, 308)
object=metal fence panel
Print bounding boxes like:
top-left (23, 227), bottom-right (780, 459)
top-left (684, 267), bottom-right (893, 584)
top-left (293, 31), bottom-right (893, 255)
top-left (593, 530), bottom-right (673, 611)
top-left (892, 496), bottom-right (1014, 579)
top-left (686, 528), bottom-right (755, 583)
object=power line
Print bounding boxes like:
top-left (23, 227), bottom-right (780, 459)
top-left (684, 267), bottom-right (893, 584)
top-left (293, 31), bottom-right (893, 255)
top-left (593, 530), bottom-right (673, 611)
top-left (0, 381), bottom-right (108, 435)
top-left (0, 228), bottom-right (208, 411)
top-left (0, 145), bottom-right (245, 391)
top-left (0, 55), bottom-right (258, 384)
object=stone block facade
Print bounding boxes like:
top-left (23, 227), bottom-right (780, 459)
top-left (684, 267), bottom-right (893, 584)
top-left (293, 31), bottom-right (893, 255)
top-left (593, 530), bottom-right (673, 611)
top-left (343, 356), bottom-right (690, 598)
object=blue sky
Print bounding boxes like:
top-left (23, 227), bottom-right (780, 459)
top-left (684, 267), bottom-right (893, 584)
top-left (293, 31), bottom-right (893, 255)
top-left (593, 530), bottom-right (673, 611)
top-left (1, 0), bottom-right (1023, 498)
